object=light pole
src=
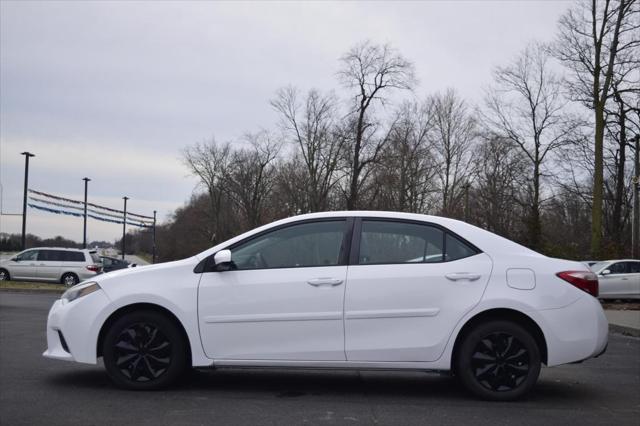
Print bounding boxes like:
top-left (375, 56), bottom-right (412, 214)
top-left (633, 135), bottom-right (640, 258)
top-left (20, 152), bottom-right (35, 250)
top-left (121, 197), bottom-right (128, 260)
top-left (82, 177), bottom-right (90, 248)
top-left (152, 210), bottom-right (157, 264)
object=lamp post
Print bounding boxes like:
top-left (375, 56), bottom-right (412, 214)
top-left (20, 152), bottom-right (35, 250)
top-left (633, 135), bottom-right (640, 258)
top-left (122, 197), bottom-right (129, 260)
top-left (82, 178), bottom-right (90, 248)
top-left (152, 210), bottom-right (157, 264)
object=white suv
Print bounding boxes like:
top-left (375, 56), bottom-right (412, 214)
top-left (0, 248), bottom-right (103, 286)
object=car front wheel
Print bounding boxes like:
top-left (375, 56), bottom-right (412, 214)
top-left (102, 310), bottom-right (187, 390)
top-left (455, 320), bottom-right (541, 401)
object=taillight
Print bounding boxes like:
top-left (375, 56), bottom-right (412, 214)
top-left (556, 271), bottom-right (599, 297)
top-left (86, 264), bottom-right (101, 272)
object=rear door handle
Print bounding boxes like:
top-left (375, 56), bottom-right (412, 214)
top-left (445, 273), bottom-right (481, 282)
top-left (307, 278), bottom-right (343, 287)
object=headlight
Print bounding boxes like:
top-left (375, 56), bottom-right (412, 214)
top-left (61, 281), bottom-right (101, 303)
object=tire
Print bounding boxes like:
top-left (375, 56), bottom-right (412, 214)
top-left (455, 320), bottom-right (541, 401)
top-left (61, 273), bottom-right (79, 287)
top-left (102, 310), bottom-right (187, 390)
top-left (0, 268), bottom-right (9, 281)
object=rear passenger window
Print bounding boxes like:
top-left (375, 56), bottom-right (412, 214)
top-left (629, 262), bottom-right (640, 274)
top-left (37, 250), bottom-right (59, 261)
top-left (359, 221), bottom-right (444, 264)
top-left (358, 220), bottom-right (479, 265)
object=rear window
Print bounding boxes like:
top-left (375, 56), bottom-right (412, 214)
top-left (90, 252), bottom-right (101, 264)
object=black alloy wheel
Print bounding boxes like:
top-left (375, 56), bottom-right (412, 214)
top-left (113, 322), bottom-right (172, 381)
top-left (456, 320), bottom-right (541, 401)
top-left (103, 310), bottom-right (187, 390)
top-left (470, 332), bottom-right (530, 392)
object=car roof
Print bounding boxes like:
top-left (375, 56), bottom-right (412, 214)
top-left (24, 247), bottom-right (88, 251)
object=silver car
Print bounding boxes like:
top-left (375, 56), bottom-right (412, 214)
top-left (590, 259), bottom-right (640, 299)
top-left (0, 247), bottom-right (103, 286)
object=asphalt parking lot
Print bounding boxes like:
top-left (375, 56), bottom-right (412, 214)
top-left (1, 292), bottom-right (639, 426)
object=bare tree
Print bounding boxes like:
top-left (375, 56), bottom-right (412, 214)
top-left (182, 139), bottom-right (233, 244)
top-left (338, 41), bottom-right (416, 209)
top-left (554, 0), bottom-right (639, 256)
top-left (224, 131), bottom-right (281, 228)
top-left (472, 135), bottom-right (529, 239)
top-left (372, 101), bottom-right (438, 212)
top-left (430, 89), bottom-right (477, 218)
top-left (270, 86), bottom-right (344, 212)
top-left (484, 43), bottom-right (575, 249)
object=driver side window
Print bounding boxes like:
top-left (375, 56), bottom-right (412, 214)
top-left (608, 262), bottom-right (627, 274)
top-left (231, 220), bottom-right (347, 270)
top-left (16, 250), bottom-right (38, 262)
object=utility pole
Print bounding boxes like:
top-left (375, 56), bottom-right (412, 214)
top-left (464, 183), bottom-right (470, 222)
top-left (152, 210), bottom-right (157, 264)
top-left (122, 196), bottom-right (129, 260)
top-left (633, 135), bottom-right (640, 258)
top-left (82, 177), bottom-right (90, 248)
top-left (20, 152), bottom-right (35, 250)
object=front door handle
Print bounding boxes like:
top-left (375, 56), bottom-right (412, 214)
top-left (445, 272), bottom-right (481, 282)
top-left (307, 278), bottom-right (343, 287)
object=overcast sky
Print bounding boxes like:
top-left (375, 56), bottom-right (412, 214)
top-left (0, 0), bottom-right (573, 243)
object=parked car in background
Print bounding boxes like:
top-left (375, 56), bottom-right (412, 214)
top-left (0, 248), bottom-right (102, 286)
top-left (100, 256), bottom-right (135, 273)
top-left (43, 211), bottom-right (608, 400)
top-left (581, 260), bottom-right (599, 268)
top-left (589, 259), bottom-right (640, 299)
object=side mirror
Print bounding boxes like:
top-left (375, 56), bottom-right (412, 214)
top-left (600, 269), bottom-right (611, 276)
top-left (214, 249), bottom-right (232, 270)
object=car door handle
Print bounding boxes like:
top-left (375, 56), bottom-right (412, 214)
top-left (307, 278), bottom-right (343, 287)
top-left (445, 273), bottom-right (481, 282)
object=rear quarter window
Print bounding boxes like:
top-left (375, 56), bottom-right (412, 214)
top-left (445, 234), bottom-right (478, 261)
top-left (62, 251), bottom-right (86, 262)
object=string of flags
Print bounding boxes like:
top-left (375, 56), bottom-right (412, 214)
top-left (27, 189), bottom-right (154, 228)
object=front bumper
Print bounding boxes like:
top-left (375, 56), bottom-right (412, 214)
top-left (43, 289), bottom-right (111, 364)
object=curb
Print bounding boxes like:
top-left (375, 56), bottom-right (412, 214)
top-left (609, 324), bottom-right (640, 338)
top-left (0, 288), bottom-right (64, 295)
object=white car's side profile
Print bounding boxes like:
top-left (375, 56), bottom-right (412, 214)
top-left (589, 260), bottom-right (640, 299)
top-left (43, 211), bottom-right (608, 400)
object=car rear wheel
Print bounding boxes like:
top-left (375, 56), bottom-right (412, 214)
top-left (455, 320), bottom-right (541, 401)
top-left (102, 310), bottom-right (187, 390)
top-left (61, 273), bottom-right (79, 287)
top-left (0, 268), bottom-right (9, 281)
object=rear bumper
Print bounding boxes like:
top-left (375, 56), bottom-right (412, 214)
top-left (537, 295), bottom-right (608, 366)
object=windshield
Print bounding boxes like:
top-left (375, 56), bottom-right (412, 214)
top-left (590, 261), bottom-right (609, 273)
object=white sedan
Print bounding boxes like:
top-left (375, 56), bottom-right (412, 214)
top-left (43, 211), bottom-right (608, 400)
top-left (590, 259), bottom-right (640, 299)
